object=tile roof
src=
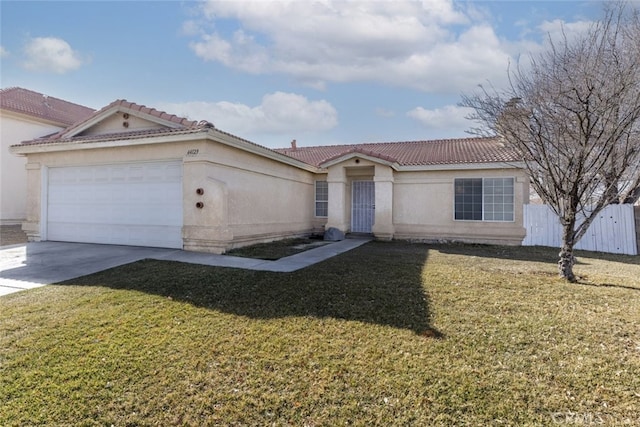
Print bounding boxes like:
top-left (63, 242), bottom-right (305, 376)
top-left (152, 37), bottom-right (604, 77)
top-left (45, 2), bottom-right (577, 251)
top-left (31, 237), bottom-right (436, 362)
top-left (0, 87), bottom-right (95, 126)
top-left (13, 100), bottom-right (272, 155)
top-left (96, 99), bottom-right (200, 128)
top-left (17, 127), bottom-right (209, 147)
top-left (274, 137), bottom-right (520, 167)
top-left (8, 94), bottom-right (519, 169)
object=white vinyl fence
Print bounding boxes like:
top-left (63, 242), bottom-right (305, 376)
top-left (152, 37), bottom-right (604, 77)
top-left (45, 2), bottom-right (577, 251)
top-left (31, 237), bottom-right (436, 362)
top-left (523, 204), bottom-right (638, 255)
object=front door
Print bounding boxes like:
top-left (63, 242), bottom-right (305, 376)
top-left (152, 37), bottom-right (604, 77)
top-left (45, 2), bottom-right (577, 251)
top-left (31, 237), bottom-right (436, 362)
top-left (351, 181), bottom-right (375, 233)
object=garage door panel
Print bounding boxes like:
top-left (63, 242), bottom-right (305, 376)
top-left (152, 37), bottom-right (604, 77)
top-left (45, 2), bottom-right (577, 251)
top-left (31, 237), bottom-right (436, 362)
top-left (48, 223), bottom-right (183, 247)
top-left (47, 162), bottom-right (183, 249)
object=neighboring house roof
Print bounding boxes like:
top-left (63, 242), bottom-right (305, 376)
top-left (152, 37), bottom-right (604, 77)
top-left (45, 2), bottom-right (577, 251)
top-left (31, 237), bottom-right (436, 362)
top-left (274, 138), bottom-right (520, 167)
top-left (0, 87), bottom-right (95, 126)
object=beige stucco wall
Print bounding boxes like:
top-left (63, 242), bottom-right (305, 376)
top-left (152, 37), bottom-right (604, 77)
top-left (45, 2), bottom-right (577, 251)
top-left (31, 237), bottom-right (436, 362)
top-left (16, 127), bottom-right (529, 251)
top-left (324, 157), bottom-right (528, 246)
top-left (325, 159), bottom-right (377, 232)
top-left (181, 140), bottom-right (319, 252)
top-left (0, 111), bottom-right (64, 224)
top-left (80, 112), bottom-right (165, 136)
top-left (392, 168), bottom-right (529, 245)
top-left (18, 136), bottom-right (319, 253)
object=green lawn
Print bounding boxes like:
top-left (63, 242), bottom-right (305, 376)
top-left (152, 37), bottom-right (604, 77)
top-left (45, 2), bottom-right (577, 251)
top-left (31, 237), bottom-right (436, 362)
top-left (1, 242), bottom-right (639, 426)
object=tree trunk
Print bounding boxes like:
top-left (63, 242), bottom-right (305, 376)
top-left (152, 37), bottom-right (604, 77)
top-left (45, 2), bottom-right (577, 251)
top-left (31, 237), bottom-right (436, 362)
top-left (603, 172), bottom-right (620, 204)
top-left (558, 244), bottom-right (576, 282)
top-left (558, 218), bottom-right (577, 282)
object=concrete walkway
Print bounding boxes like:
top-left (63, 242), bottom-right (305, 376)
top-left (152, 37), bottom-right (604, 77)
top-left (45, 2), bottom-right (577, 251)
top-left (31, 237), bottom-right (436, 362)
top-left (0, 238), bottom-right (371, 297)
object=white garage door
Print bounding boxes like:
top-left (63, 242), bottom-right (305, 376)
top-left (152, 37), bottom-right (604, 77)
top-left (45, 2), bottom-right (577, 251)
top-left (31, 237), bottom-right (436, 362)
top-left (47, 161), bottom-right (183, 249)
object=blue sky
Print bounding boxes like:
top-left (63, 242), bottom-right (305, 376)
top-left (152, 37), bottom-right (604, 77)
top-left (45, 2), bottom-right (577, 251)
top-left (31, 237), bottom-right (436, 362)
top-left (1, 0), bottom-right (604, 148)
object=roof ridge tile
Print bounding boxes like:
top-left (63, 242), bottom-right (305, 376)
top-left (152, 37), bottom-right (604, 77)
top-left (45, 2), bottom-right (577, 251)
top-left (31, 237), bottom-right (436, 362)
top-left (275, 137), bottom-right (519, 167)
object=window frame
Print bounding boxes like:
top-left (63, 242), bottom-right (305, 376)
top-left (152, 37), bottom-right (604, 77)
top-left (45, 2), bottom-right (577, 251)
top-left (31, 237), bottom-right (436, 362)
top-left (314, 180), bottom-right (328, 218)
top-left (453, 177), bottom-right (515, 222)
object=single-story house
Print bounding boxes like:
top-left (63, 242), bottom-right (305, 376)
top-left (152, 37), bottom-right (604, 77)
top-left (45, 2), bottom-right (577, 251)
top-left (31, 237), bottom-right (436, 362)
top-left (10, 99), bottom-right (529, 253)
top-left (0, 87), bottom-right (95, 224)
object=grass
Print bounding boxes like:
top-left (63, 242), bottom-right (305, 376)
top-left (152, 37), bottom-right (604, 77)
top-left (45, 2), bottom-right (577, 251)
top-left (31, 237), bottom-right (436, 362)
top-left (1, 242), bottom-right (639, 426)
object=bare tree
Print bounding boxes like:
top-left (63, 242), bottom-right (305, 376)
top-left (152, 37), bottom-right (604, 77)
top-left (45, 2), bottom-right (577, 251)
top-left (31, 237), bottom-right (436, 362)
top-left (461, 2), bottom-right (640, 282)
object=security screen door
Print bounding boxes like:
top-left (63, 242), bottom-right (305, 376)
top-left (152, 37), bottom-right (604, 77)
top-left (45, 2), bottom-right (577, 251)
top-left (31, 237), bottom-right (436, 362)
top-left (351, 181), bottom-right (375, 233)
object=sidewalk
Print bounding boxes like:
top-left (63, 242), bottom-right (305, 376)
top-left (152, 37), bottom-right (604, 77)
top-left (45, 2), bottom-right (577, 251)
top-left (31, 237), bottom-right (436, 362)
top-left (1, 238), bottom-right (371, 297)
top-left (155, 237), bottom-right (371, 272)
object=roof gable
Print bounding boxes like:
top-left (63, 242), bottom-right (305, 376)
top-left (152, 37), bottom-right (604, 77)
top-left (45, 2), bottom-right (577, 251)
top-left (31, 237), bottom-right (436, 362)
top-left (10, 98), bottom-right (319, 173)
top-left (0, 87), bottom-right (95, 126)
top-left (53, 99), bottom-right (200, 140)
top-left (319, 148), bottom-right (399, 169)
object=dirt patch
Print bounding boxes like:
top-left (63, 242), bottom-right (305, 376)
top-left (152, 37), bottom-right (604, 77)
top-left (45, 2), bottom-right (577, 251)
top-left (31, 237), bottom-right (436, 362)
top-left (227, 237), bottom-right (327, 260)
top-left (291, 241), bottom-right (330, 250)
top-left (0, 225), bottom-right (27, 246)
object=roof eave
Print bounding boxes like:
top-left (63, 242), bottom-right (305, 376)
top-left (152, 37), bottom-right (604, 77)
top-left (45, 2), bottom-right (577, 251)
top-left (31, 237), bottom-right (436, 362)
top-left (396, 161), bottom-right (526, 171)
top-left (0, 108), bottom-right (71, 128)
top-left (9, 130), bottom-right (208, 156)
top-left (9, 128), bottom-right (320, 173)
top-left (205, 129), bottom-right (320, 173)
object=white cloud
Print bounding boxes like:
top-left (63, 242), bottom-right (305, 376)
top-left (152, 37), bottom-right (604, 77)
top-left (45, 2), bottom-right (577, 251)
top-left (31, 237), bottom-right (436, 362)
top-left (190, 30), bottom-right (269, 73)
top-left (23, 37), bottom-right (85, 74)
top-left (160, 92), bottom-right (338, 136)
top-left (496, 18), bottom-right (594, 77)
top-left (407, 105), bottom-right (473, 131)
top-left (188, 0), bottom-right (515, 92)
top-left (538, 19), bottom-right (593, 46)
top-left (181, 20), bottom-right (203, 37)
top-left (0, 46), bottom-right (8, 58)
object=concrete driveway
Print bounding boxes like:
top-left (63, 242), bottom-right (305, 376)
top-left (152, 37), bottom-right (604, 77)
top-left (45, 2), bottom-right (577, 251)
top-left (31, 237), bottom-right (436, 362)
top-left (0, 242), bottom-right (179, 297)
top-left (0, 238), bottom-right (371, 297)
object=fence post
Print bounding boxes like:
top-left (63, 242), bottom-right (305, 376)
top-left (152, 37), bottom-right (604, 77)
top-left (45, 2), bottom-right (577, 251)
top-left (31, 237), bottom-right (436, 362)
top-left (635, 206), bottom-right (640, 255)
